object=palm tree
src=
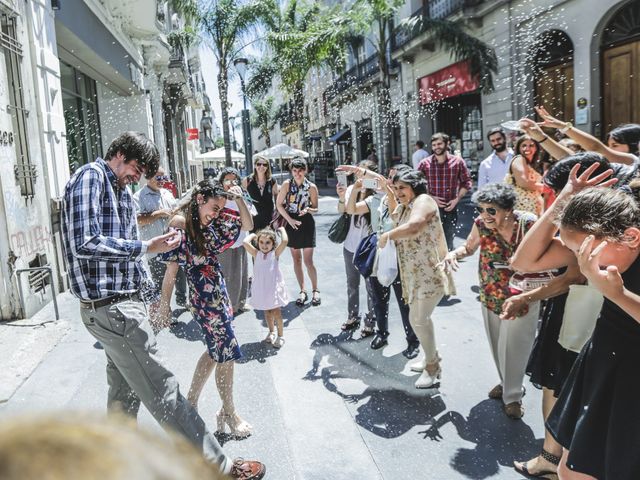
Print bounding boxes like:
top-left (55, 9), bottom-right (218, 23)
top-left (251, 96), bottom-right (278, 148)
top-left (246, 0), bottom-right (353, 145)
top-left (171, 0), bottom-right (268, 166)
top-left (349, 0), bottom-right (498, 169)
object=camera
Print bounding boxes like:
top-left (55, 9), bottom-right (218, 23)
top-left (362, 178), bottom-right (379, 190)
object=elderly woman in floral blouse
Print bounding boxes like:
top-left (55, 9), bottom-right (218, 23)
top-left (443, 183), bottom-right (540, 419)
top-left (378, 169), bottom-right (455, 389)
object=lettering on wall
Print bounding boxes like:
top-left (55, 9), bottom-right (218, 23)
top-left (10, 226), bottom-right (53, 258)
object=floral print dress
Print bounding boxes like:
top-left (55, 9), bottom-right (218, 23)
top-left (161, 208), bottom-right (242, 363)
top-left (476, 211), bottom-right (536, 315)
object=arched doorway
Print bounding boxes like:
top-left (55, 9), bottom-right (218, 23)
top-left (602, 0), bottom-right (640, 131)
top-left (533, 30), bottom-right (575, 121)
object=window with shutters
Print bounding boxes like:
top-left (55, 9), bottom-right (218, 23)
top-left (1, 12), bottom-right (36, 199)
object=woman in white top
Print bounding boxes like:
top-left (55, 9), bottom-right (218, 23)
top-left (336, 160), bottom-right (377, 336)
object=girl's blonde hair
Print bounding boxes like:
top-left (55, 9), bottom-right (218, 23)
top-left (255, 227), bottom-right (277, 251)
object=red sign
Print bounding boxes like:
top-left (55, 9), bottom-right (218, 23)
top-left (186, 128), bottom-right (199, 140)
top-left (418, 60), bottom-right (479, 105)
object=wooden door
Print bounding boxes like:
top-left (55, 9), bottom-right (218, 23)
top-left (535, 62), bottom-right (574, 121)
top-left (603, 41), bottom-right (640, 131)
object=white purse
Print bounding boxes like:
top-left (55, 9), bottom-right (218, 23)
top-left (558, 284), bottom-right (604, 353)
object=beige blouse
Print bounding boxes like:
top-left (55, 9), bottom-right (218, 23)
top-left (392, 195), bottom-right (456, 304)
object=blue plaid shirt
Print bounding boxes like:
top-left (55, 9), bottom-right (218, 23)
top-left (61, 158), bottom-right (153, 301)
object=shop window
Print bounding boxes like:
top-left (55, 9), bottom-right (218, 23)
top-left (1, 13), bottom-right (37, 199)
top-left (61, 62), bottom-right (102, 174)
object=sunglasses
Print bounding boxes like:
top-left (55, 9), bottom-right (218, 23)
top-left (155, 175), bottom-right (170, 181)
top-left (223, 179), bottom-right (238, 186)
top-left (255, 162), bottom-right (268, 167)
top-left (476, 206), bottom-right (498, 215)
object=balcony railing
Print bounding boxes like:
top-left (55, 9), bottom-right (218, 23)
top-left (392, 0), bottom-right (473, 51)
top-left (325, 53), bottom-right (381, 102)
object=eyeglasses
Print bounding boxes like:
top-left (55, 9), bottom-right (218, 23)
top-left (476, 206), bottom-right (498, 215)
top-left (255, 163), bottom-right (268, 167)
top-left (223, 179), bottom-right (238, 186)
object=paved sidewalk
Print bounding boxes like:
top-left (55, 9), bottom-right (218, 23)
top-left (0, 192), bottom-right (544, 479)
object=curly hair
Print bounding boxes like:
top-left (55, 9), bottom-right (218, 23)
top-left (472, 183), bottom-right (517, 210)
top-left (255, 227), bottom-right (278, 252)
top-left (392, 168), bottom-right (428, 196)
top-left (185, 179), bottom-right (227, 255)
top-left (105, 132), bottom-right (159, 179)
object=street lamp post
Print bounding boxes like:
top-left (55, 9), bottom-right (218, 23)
top-left (229, 115), bottom-right (238, 152)
top-left (233, 57), bottom-right (253, 173)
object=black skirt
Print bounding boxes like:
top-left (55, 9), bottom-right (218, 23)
top-left (285, 212), bottom-right (316, 249)
top-left (546, 317), bottom-right (640, 479)
top-left (526, 292), bottom-right (579, 396)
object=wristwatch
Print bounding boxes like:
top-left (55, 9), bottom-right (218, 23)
top-left (560, 121), bottom-right (573, 134)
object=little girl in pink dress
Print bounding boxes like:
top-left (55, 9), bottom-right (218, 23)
top-left (243, 227), bottom-right (289, 348)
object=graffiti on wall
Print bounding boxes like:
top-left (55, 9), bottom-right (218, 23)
top-left (11, 225), bottom-right (53, 258)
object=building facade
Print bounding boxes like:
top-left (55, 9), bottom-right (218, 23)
top-left (0, 0), bottom-right (208, 320)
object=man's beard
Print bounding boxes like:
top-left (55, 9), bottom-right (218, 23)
top-left (494, 143), bottom-right (507, 153)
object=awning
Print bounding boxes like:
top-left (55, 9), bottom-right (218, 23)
top-left (329, 128), bottom-right (351, 144)
top-left (307, 133), bottom-right (322, 141)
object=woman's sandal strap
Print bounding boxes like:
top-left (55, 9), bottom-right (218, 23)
top-left (540, 449), bottom-right (561, 466)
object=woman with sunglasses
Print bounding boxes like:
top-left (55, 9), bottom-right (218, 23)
top-left (442, 183), bottom-right (541, 419)
top-left (217, 167), bottom-right (253, 313)
top-left (276, 158), bottom-right (320, 306)
top-left (242, 156), bottom-right (278, 232)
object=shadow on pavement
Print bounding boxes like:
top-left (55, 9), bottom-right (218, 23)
top-left (236, 340), bottom-right (279, 364)
top-left (169, 317), bottom-right (205, 345)
top-left (419, 401), bottom-right (541, 479)
top-left (304, 333), bottom-right (447, 439)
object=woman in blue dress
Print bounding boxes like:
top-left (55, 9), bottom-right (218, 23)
top-left (160, 179), bottom-right (254, 438)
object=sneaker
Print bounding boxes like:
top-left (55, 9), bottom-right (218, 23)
top-left (229, 458), bottom-right (266, 479)
top-left (263, 332), bottom-right (276, 344)
top-left (273, 336), bottom-right (285, 349)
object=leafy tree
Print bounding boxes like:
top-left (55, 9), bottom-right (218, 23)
top-left (347, 0), bottom-right (498, 169)
top-left (252, 96), bottom-right (278, 148)
top-left (171, 0), bottom-right (269, 166)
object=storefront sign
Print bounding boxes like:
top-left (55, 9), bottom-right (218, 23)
top-left (418, 60), bottom-right (479, 105)
top-left (186, 128), bottom-right (199, 140)
top-left (0, 130), bottom-right (14, 146)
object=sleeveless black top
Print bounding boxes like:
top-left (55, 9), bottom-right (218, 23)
top-left (246, 176), bottom-right (276, 231)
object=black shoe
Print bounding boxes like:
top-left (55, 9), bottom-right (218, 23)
top-left (370, 334), bottom-right (388, 350)
top-left (402, 343), bottom-right (420, 359)
top-left (175, 296), bottom-right (187, 307)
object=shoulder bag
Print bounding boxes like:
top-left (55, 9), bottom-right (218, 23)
top-left (352, 232), bottom-right (378, 277)
top-left (328, 213), bottom-right (350, 243)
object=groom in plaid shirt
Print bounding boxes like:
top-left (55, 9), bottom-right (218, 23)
top-left (61, 132), bottom-right (265, 479)
top-left (418, 132), bottom-right (472, 250)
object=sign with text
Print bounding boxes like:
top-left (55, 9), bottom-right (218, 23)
top-left (418, 60), bottom-right (479, 105)
top-left (186, 128), bottom-right (199, 140)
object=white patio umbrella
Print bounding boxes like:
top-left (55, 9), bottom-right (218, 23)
top-left (254, 143), bottom-right (309, 179)
top-left (195, 147), bottom-right (245, 163)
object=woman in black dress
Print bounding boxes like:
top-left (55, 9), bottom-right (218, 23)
top-left (512, 162), bottom-right (639, 479)
top-left (242, 156), bottom-right (278, 232)
top-left (276, 157), bottom-right (320, 306)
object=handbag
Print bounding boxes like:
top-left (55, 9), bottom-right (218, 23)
top-left (558, 284), bottom-right (603, 353)
top-left (328, 213), bottom-right (350, 243)
top-left (270, 209), bottom-right (287, 229)
top-left (509, 214), bottom-right (557, 293)
top-left (352, 232), bottom-right (378, 277)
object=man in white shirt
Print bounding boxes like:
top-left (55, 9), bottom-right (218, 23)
top-left (412, 140), bottom-right (428, 169)
top-left (133, 167), bottom-right (187, 307)
top-left (477, 128), bottom-right (514, 189)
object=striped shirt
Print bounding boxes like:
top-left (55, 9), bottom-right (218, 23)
top-left (418, 153), bottom-right (472, 203)
top-left (61, 158), bottom-right (151, 301)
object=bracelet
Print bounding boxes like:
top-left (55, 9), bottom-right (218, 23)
top-left (539, 135), bottom-right (548, 144)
